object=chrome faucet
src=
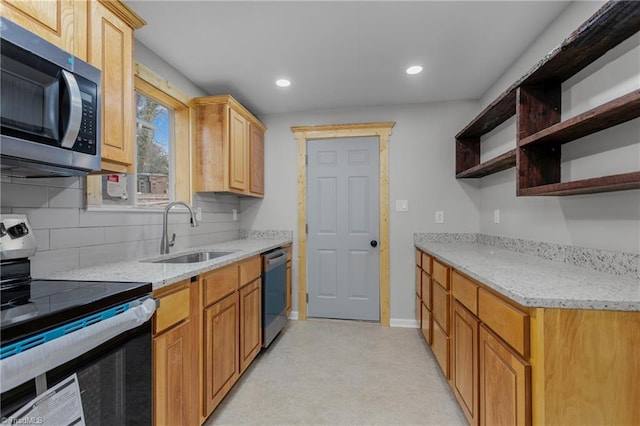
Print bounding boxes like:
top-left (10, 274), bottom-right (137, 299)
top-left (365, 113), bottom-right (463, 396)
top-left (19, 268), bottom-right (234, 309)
top-left (161, 201), bottom-right (198, 255)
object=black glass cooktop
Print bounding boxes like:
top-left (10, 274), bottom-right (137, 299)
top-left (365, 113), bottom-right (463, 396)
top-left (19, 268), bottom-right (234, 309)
top-left (0, 279), bottom-right (152, 345)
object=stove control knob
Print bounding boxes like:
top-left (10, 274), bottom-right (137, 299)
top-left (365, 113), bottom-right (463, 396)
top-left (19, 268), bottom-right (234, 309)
top-left (8, 222), bottom-right (30, 238)
top-left (0, 223), bottom-right (6, 237)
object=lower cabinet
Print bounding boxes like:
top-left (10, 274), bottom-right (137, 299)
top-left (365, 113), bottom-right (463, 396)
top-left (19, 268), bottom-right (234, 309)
top-left (239, 279), bottom-right (262, 373)
top-left (152, 280), bottom-right (198, 426)
top-left (479, 325), bottom-right (530, 426)
top-left (451, 301), bottom-right (479, 426)
top-left (203, 292), bottom-right (240, 417)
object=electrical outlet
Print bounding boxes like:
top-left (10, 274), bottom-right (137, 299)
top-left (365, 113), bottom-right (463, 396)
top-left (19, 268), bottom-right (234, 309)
top-left (493, 209), bottom-right (501, 224)
top-left (435, 211), bottom-right (444, 224)
top-left (232, 208), bottom-right (238, 221)
top-left (395, 200), bottom-right (409, 212)
top-left (195, 207), bottom-right (202, 221)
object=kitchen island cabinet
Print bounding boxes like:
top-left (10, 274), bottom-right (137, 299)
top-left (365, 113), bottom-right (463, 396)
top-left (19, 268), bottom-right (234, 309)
top-left (415, 243), bottom-right (640, 426)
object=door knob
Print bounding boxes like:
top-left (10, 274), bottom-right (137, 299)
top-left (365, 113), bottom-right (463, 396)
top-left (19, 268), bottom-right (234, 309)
top-left (370, 240), bottom-right (378, 248)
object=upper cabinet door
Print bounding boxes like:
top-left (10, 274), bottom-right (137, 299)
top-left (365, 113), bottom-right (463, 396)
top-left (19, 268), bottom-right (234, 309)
top-left (249, 123), bottom-right (264, 197)
top-left (228, 108), bottom-right (248, 192)
top-left (87, 1), bottom-right (135, 173)
top-left (1, 0), bottom-right (74, 53)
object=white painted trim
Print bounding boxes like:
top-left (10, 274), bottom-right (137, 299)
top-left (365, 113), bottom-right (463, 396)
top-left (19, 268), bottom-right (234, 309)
top-left (288, 311), bottom-right (299, 320)
top-left (389, 318), bottom-right (419, 328)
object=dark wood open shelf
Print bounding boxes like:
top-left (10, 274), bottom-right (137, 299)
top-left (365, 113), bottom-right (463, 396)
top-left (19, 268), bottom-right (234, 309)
top-left (456, 1), bottom-right (640, 195)
top-left (456, 1), bottom-right (640, 142)
top-left (517, 172), bottom-right (640, 196)
top-left (456, 150), bottom-right (516, 178)
top-left (520, 91), bottom-right (640, 147)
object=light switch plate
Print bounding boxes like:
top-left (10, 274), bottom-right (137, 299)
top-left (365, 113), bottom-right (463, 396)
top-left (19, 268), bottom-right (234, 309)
top-left (395, 200), bottom-right (409, 212)
top-left (493, 209), bottom-right (500, 224)
top-left (195, 207), bottom-right (202, 221)
top-left (435, 211), bottom-right (444, 224)
top-left (232, 209), bottom-right (238, 221)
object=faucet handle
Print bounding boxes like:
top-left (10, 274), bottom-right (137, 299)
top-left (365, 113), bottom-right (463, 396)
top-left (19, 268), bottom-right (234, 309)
top-left (169, 233), bottom-right (176, 247)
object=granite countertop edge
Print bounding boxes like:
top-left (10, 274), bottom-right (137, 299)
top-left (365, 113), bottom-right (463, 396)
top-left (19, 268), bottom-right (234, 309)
top-left (39, 237), bottom-right (292, 292)
top-left (414, 241), bottom-right (640, 312)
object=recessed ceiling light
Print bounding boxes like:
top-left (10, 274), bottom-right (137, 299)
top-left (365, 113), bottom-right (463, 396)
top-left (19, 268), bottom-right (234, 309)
top-left (406, 65), bottom-right (423, 75)
top-left (276, 79), bottom-right (291, 87)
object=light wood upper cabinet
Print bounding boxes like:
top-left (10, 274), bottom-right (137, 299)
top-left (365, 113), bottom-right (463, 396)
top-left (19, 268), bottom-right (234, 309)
top-left (249, 123), bottom-right (265, 196)
top-left (85, 1), bottom-right (143, 173)
top-left (194, 95), bottom-right (267, 197)
top-left (1, 0), bottom-right (74, 53)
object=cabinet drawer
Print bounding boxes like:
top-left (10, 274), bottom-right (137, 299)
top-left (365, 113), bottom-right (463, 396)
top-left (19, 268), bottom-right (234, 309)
top-left (203, 265), bottom-right (239, 307)
top-left (415, 266), bottom-right (422, 298)
top-left (432, 320), bottom-right (450, 378)
top-left (432, 279), bottom-right (450, 334)
top-left (452, 271), bottom-right (479, 315)
top-left (415, 250), bottom-right (422, 268)
top-left (432, 259), bottom-right (449, 289)
top-left (421, 302), bottom-right (432, 345)
top-left (239, 256), bottom-right (261, 286)
top-left (478, 288), bottom-right (529, 357)
top-left (421, 252), bottom-right (432, 275)
top-left (421, 271), bottom-right (431, 310)
top-left (154, 287), bottom-right (190, 335)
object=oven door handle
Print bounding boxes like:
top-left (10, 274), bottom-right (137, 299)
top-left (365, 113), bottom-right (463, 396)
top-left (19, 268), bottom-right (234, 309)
top-left (0, 297), bottom-right (156, 393)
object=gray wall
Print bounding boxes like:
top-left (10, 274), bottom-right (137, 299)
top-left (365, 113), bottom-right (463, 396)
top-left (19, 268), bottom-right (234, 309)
top-left (240, 101), bottom-right (480, 322)
top-left (477, 0), bottom-right (640, 254)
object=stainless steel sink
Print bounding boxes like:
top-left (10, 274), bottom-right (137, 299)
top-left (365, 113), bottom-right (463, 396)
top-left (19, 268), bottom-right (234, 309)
top-left (149, 251), bottom-right (234, 264)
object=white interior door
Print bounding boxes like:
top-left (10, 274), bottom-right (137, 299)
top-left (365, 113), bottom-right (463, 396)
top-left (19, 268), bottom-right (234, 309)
top-left (307, 137), bottom-right (380, 321)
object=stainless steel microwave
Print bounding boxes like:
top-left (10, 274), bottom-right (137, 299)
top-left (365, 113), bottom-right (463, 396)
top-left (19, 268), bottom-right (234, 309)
top-left (0, 17), bottom-right (102, 177)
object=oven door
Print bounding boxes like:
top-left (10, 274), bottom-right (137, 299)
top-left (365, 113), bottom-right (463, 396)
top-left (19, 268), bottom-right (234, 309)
top-left (1, 322), bottom-right (151, 426)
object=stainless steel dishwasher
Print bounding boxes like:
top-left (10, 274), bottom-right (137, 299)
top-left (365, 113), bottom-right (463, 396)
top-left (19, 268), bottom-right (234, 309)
top-left (261, 248), bottom-right (287, 347)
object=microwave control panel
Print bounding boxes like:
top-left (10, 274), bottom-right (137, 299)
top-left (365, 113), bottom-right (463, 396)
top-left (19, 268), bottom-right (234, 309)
top-left (73, 76), bottom-right (98, 155)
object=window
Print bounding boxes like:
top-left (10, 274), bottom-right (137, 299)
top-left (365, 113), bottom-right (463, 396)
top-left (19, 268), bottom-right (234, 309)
top-left (87, 64), bottom-right (192, 209)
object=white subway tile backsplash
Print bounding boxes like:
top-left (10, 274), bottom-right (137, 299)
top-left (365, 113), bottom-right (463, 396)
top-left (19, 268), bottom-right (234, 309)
top-left (33, 230), bottom-right (50, 251)
top-left (1, 183), bottom-right (49, 208)
top-left (2, 181), bottom-right (241, 275)
top-left (79, 243), bottom-right (127, 267)
top-left (50, 227), bottom-right (105, 249)
top-left (31, 248), bottom-right (80, 276)
top-left (13, 208), bottom-right (80, 229)
top-left (104, 225), bottom-right (145, 244)
top-left (49, 187), bottom-right (84, 208)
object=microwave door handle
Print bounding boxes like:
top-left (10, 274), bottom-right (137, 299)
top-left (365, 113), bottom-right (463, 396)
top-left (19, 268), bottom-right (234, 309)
top-left (60, 70), bottom-right (83, 149)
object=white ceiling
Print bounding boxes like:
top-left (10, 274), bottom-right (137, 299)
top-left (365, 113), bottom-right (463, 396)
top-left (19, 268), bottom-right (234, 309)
top-left (126, 1), bottom-right (570, 117)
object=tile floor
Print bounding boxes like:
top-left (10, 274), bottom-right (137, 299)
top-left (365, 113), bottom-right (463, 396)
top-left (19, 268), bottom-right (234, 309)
top-left (205, 319), bottom-right (467, 425)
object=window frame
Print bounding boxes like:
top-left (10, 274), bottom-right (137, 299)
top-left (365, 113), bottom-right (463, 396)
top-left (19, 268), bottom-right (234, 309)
top-left (86, 63), bottom-right (193, 210)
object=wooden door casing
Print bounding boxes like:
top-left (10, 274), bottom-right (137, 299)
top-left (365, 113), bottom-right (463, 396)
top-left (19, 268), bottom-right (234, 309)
top-left (479, 325), bottom-right (531, 426)
top-left (203, 292), bottom-right (240, 416)
top-left (452, 301), bottom-right (479, 426)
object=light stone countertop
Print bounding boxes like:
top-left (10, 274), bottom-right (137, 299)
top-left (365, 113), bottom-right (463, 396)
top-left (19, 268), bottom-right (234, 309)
top-left (415, 241), bottom-right (640, 311)
top-left (40, 238), bottom-right (292, 291)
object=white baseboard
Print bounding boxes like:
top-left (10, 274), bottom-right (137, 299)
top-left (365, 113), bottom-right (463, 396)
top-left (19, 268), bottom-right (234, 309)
top-left (390, 318), bottom-right (419, 328)
top-left (288, 311), bottom-right (299, 320)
